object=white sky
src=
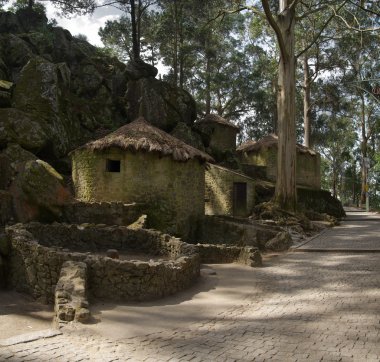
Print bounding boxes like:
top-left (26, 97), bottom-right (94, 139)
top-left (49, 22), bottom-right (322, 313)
top-left (45, 3), bottom-right (122, 46)
top-left (44, 4), bottom-right (169, 75)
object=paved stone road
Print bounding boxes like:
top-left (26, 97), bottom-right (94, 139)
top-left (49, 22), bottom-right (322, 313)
top-left (295, 210), bottom-right (380, 251)
top-left (1, 211), bottom-right (380, 361)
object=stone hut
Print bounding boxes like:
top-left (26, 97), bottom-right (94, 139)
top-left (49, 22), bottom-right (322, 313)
top-left (197, 114), bottom-right (240, 153)
top-left (71, 117), bottom-right (213, 241)
top-left (237, 134), bottom-right (321, 189)
top-left (205, 164), bottom-right (255, 217)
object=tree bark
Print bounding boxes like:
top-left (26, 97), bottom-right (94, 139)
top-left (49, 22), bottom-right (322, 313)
top-left (303, 54), bottom-right (311, 148)
top-left (172, 1), bottom-right (179, 86)
top-left (274, 6), bottom-right (297, 211)
top-left (360, 94), bottom-right (367, 206)
top-left (205, 52), bottom-right (211, 115)
top-left (130, 0), bottom-right (140, 60)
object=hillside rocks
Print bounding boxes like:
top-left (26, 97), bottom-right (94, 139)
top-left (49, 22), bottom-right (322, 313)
top-left (126, 75), bottom-right (197, 131)
top-left (0, 144), bottom-right (71, 224)
top-left (0, 9), bottom-right (198, 159)
top-left (0, 108), bottom-right (48, 151)
top-left (12, 57), bottom-right (76, 156)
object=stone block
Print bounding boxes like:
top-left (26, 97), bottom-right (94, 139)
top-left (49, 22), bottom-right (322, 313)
top-left (54, 260), bottom-right (90, 324)
top-left (265, 231), bottom-right (293, 251)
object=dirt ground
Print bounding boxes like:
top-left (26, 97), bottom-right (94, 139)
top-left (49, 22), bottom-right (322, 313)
top-left (0, 290), bottom-right (54, 339)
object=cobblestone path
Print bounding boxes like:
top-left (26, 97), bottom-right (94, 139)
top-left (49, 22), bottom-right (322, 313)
top-left (1, 211), bottom-right (379, 361)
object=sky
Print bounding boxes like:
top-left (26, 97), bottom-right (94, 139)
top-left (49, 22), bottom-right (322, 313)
top-left (45, 3), bottom-right (122, 46)
top-left (44, 3), bottom-right (169, 75)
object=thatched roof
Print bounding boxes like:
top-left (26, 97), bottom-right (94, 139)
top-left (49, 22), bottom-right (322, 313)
top-left (75, 117), bottom-right (214, 163)
top-left (199, 114), bottom-right (240, 131)
top-left (237, 134), bottom-right (317, 156)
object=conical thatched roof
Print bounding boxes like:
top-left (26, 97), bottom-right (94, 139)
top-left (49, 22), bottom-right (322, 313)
top-left (237, 134), bottom-right (317, 156)
top-left (75, 117), bottom-right (214, 163)
top-left (199, 114), bottom-right (240, 131)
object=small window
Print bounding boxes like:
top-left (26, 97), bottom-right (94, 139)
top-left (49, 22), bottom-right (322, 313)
top-left (106, 159), bottom-right (121, 172)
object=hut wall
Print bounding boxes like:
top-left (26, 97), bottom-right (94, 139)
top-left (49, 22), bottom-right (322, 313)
top-left (205, 164), bottom-right (255, 217)
top-left (239, 147), bottom-right (321, 189)
top-left (71, 149), bottom-right (204, 241)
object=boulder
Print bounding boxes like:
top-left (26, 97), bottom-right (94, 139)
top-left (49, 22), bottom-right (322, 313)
top-left (0, 11), bottom-right (22, 33)
top-left (0, 254), bottom-right (5, 288)
top-left (1, 143), bottom-right (37, 165)
top-left (12, 159), bottom-right (71, 222)
top-left (0, 108), bottom-right (48, 151)
top-left (0, 191), bottom-right (13, 225)
top-left (0, 154), bottom-right (12, 189)
top-left (19, 32), bottom-right (54, 58)
top-left (0, 90), bottom-right (11, 107)
top-left (126, 77), bottom-right (197, 131)
top-left (0, 57), bottom-right (9, 79)
top-left (0, 232), bottom-right (10, 256)
top-left (125, 58), bottom-right (158, 80)
top-left (1, 33), bottom-right (33, 70)
top-left (72, 63), bottom-right (103, 96)
top-left (13, 57), bottom-right (79, 157)
top-left (51, 27), bottom-right (73, 63)
top-left (265, 231), bottom-right (293, 251)
top-left (170, 122), bottom-right (205, 151)
top-left (16, 7), bottom-right (48, 33)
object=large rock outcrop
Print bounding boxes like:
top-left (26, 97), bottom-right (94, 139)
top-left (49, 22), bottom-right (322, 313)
top-left (0, 144), bottom-right (71, 224)
top-left (125, 60), bottom-right (197, 131)
top-left (0, 9), bottom-right (199, 159)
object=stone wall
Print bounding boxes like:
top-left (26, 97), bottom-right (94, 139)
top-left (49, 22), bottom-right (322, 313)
top-left (71, 150), bottom-right (205, 241)
top-left (240, 148), bottom-right (321, 189)
top-left (6, 223), bottom-right (200, 303)
top-left (62, 201), bottom-right (143, 226)
top-left (197, 243), bottom-right (262, 267)
top-left (200, 215), bottom-right (280, 248)
top-left (205, 164), bottom-right (255, 217)
top-left (54, 261), bottom-right (90, 324)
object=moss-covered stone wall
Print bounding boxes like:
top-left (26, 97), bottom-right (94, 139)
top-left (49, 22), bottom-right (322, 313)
top-left (240, 148), bottom-right (321, 189)
top-left (205, 164), bottom-right (255, 217)
top-left (71, 149), bottom-right (204, 241)
top-left (6, 223), bottom-right (200, 303)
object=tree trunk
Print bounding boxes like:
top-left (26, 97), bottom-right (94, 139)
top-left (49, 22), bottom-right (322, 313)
top-left (172, 1), bottom-right (179, 86)
top-left (205, 53), bottom-right (211, 115)
top-left (360, 94), bottom-right (367, 206)
top-left (28, 0), bottom-right (34, 8)
top-left (274, 7), bottom-right (297, 211)
top-left (178, 4), bottom-right (184, 89)
top-left (303, 54), bottom-right (311, 148)
top-left (130, 0), bottom-right (140, 60)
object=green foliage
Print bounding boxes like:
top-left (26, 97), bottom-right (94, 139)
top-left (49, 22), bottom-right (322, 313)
top-left (8, 0), bottom-right (46, 15)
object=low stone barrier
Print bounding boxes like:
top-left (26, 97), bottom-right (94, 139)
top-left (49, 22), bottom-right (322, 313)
top-left (62, 201), bottom-right (144, 226)
top-left (54, 261), bottom-right (90, 325)
top-left (197, 244), bottom-right (262, 267)
top-left (6, 222), bottom-right (200, 303)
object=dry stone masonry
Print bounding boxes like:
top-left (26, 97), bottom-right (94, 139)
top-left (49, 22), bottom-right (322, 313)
top-left (5, 222), bottom-right (200, 303)
top-left (197, 244), bottom-right (262, 267)
top-left (54, 261), bottom-right (90, 325)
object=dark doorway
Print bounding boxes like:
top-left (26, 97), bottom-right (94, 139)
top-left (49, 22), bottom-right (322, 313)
top-left (233, 182), bottom-right (247, 217)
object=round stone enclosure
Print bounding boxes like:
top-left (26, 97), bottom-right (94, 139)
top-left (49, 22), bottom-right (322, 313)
top-left (6, 222), bottom-right (200, 303)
